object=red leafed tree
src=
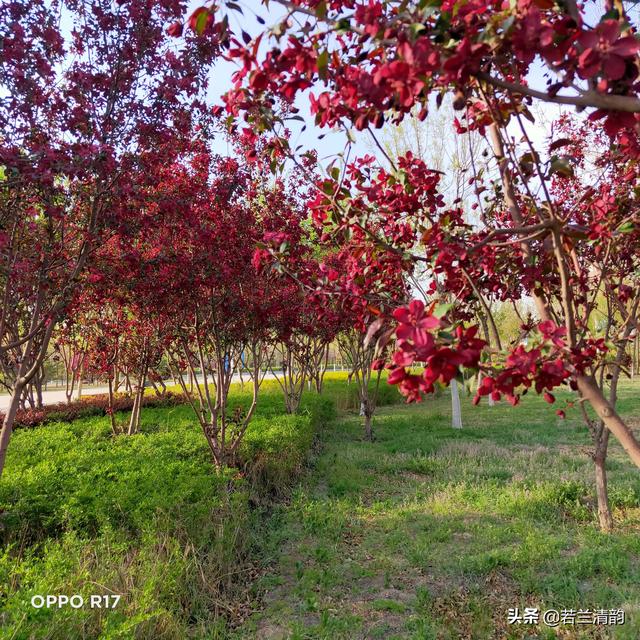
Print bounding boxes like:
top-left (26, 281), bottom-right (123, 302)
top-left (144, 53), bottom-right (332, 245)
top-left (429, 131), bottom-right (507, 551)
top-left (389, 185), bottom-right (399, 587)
top-left (267, 269), bottom-right (343, 413)
top-left (53, 321), bottom-right (90, 405)
top-left (102, 139), bottom-right (299, 468)
top-left (0, 0), bottom-right (215, 476)
top-left (163, 159), bottom-right (293, 469)
top-left (174, 1), bottom-right (640, 527)
top-left (76, 300), bottom-right (127, 435)
top-left (323, 226), bottom-right (410, 441)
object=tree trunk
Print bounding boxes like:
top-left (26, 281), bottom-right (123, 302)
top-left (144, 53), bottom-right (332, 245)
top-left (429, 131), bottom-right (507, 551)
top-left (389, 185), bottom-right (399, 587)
top-left (363, 410), bottom-right (373, 441)
top-left (577, 375), bottom-right (640, 469)
top-left (127, 389), bottom-right (142, 435)
top-left (594, 431), bottom-right (613, 533)
top-left (0, 384), bottom-right (24, 477)
top-left (451, 379), bottom-right (463, 428)
top-left (127, 365), bottom-right (147, 436)
top-left (108, 377), bottom-right (118, 435)
top-left (127, 360), bottom-right (147, 436)
top-left (75, 363), bottom-right (84, 401)
top-left (25, 385), bottom-right (35, 409)
top-left (35, 367), bottom-right (44, 409)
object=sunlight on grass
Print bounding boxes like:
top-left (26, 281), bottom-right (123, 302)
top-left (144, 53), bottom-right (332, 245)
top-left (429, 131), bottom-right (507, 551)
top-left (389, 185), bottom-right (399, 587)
top-left (237, 380), bottom-right (640, 640)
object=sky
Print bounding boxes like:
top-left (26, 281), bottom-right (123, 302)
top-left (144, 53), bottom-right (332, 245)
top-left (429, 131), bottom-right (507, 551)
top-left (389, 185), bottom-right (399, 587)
top-left (196, 0), bottom-right (587, 175)
top-left (196, 0), bottom-right (375, 163)
top-left (53, 0), bottom-right (602, 176)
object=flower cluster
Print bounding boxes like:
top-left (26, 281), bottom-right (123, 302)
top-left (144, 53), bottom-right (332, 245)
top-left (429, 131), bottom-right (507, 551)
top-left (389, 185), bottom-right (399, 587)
top-left (387, 300), bottom-right (485, 402)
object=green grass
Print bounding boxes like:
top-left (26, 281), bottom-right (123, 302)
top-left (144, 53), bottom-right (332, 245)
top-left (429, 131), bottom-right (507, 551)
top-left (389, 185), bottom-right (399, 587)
top-left (233, 380), bottom-right (640, 640)
top-left (4, 372), bottom-right (639, 639)
top-left (0, 381), bottom-right (341, 639)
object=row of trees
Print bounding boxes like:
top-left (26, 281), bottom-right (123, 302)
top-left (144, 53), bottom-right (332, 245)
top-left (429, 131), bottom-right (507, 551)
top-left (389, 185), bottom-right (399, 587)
top-left (173, 0), bottom-right (640, 532)
top-left (4, 0), bottom-right (640, 535)
top-left (1, 0), bottom-right (401, 472)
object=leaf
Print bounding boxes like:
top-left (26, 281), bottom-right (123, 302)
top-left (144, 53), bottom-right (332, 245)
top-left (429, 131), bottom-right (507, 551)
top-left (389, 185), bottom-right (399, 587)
top-left (548, 138), bottom-right (572, 152)
top-left (433, 302), bottom-right (452, 318)
top-left (532, 0), bottom-right (555, 8)
top-left (409, 23), bottom-right (426, 39)
top-left (189, 7), bottom-right (212, 35)
top-left (317, 49), bottom-right (329, 80)
top-left (321, 180), bottom-right (334, 195)
top-left (549, 156), bottom-right (574, 178)
top-left (226, 2), bottom-right (243, 13)
top-left (617, 221), bottom-right (635, 234)
top-left (364, 317), bottom-right (385, 349)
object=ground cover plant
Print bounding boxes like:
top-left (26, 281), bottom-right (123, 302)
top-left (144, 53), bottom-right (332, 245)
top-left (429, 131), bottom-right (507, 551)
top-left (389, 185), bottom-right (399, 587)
top-left (0, 382), bottom-right (338, 639)
top-left (4, 0), bottom-right (640, 638)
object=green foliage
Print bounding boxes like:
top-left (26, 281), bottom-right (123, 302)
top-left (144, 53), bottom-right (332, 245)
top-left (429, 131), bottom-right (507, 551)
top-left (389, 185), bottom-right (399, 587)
top-left (0, 418), bottom-right (232, 543)
top-left (319, 371), bottom-right (402, 412)
top-left (0, 384), bottom-right (334, 639)
top-left (240, 396), bottom-right (334, 497)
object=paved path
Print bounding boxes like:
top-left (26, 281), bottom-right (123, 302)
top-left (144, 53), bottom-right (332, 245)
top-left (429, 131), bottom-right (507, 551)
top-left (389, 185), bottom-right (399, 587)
top-left (0, 386), bottom-right (110, 411)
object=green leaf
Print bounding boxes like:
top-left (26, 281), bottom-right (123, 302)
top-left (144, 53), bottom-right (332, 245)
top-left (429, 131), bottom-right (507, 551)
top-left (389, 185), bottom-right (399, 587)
top-left (433, 303), bottom-right (452, 318)
top-left (409, 23), bottom-right (426, 39)
top-left (321, 181), bottom-right (334, 195)
top-left (617, 221), bottom-right (635, 234)
top-left (317, 49), bottom-right (329, 80)
top-left (193, 8), bottom-right (211, 35)
top-left (549, 156), bottom-right (574, 178)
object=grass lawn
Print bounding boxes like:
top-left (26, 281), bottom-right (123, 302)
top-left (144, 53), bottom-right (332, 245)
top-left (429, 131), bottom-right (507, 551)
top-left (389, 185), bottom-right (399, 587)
top-left (2, 373), bottom-right (640, 638)
top-left (235, 380), bottom-right (640, 640)
top-left (0, 383), bottom-right (337, 639)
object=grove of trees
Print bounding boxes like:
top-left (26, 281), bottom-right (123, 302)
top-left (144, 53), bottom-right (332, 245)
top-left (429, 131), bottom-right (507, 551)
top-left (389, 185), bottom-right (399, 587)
top-left (3, 0), bottom-right (640, 552)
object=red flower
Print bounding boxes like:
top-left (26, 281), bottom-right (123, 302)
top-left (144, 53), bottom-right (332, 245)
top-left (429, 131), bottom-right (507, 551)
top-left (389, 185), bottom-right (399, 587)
top-left (506, 345), bottom-right (541, 374)
top-left (577, 20), bottom-right (639, 80)
top-left (538, 320), bottom-right (567, 347)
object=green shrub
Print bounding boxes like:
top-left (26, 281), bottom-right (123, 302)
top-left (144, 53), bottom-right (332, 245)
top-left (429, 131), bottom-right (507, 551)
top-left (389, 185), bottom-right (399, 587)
top-left (238, 396), bottom-right (334, 498)
top-left (0, 419), bottom-right (232, 544)
top-left (0, 385), bottom-right (334, 639)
